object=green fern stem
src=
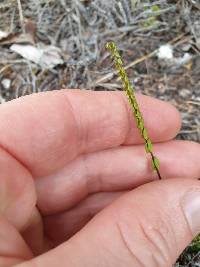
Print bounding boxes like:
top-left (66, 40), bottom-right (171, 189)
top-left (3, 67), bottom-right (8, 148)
top-left (106, 41), bottom-right (162, 180)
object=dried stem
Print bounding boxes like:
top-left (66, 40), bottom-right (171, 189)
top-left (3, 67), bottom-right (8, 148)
top-left (16, 0), bottom-right (25, 33)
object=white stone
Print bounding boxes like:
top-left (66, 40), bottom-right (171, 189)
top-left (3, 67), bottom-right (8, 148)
top-left (0, 30), bottom-right (9, 39)
top-left (157, 44), bottom-right (173, 60)
top-left (1, 79), bottom-right (11, 89)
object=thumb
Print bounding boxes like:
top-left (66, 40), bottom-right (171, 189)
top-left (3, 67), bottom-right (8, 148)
top-left (17, 179), bottom-right (200, 267)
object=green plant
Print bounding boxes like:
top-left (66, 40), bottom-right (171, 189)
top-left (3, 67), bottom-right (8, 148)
top-left (106, 41), bottom-right (162, 180)
top-left (188, 235), bottom-right (200, 253)
top-left (142, 4), bottom-right (160, 29)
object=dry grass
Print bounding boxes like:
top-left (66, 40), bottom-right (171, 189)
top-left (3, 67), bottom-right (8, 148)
top-left (0, 0), bottom-right (200, 265)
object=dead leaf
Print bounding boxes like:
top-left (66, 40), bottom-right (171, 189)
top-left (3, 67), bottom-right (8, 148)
top-left (184, 61), bottom-right (193, 71)
top-left (10, 44), bottom-right (64, 69)
top-left (0, 32), bottom-right (35, 45)
top-left (0, 30), bottom-right (9, 40)
top-left (0, 19), bottom-right (36, 45)
top-left (24, 19), bottom-right (37, 42)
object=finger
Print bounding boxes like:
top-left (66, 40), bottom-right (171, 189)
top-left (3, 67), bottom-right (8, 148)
top-left (0, 147), bottom-right (36, 231)
top-left (0, 215), bottom-right (32, 267)
top-left (0, 139), bottom-right (44, 257)
top-left (21, 208), bottom-right (47, 256)
top-left (36, 140), bottom-right (200, 214)
top-left (0, 90), bottom-right (180, 177)
top-left (44, 191), bottom-right (126, 245)
top-left (17, 179), bottom-right (200, 267)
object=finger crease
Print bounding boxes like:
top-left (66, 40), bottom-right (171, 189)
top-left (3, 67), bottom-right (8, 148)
top-left (61, 92), bottom-right (83, 153)
top-left (116, 221), bottom-right (146, 267)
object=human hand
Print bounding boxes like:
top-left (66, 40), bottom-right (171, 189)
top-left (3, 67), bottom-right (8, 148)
top-left (0, 89), bottom-right (200, 267)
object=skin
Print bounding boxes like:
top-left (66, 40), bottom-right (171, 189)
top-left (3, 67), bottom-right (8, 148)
top-left (0, 89), bottom-right (199, 267)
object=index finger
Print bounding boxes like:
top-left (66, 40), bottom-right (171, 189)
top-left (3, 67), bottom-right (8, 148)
top-left (0, 89), bottom-right (181, 176)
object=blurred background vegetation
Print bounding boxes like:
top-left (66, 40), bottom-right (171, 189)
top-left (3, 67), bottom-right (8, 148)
top-left (0, 1), bottom-right (200, 265)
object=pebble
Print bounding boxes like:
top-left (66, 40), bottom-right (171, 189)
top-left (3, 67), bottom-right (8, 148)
top-left (1, 78), bottom-right (11, 89)
top-left (179, 89), bottom-right (191, 98)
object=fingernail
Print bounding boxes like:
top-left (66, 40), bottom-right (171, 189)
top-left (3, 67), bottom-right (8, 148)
top-left (182, 190), bottom-right (200, 236)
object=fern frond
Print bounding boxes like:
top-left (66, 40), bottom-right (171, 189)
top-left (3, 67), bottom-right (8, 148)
top-left (106, 42), bottom-right (162, 180)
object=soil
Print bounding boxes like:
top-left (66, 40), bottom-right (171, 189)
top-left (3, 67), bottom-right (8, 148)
top-left (0, 0), bottom-right (199, 265)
